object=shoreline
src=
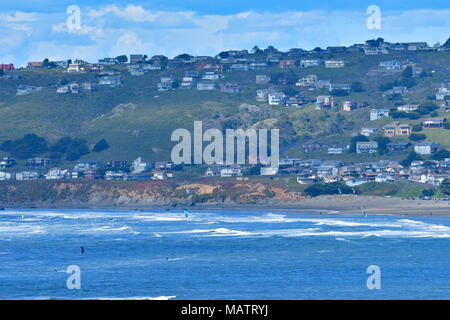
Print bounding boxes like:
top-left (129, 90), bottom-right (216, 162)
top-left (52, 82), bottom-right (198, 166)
top-left (2, 195), bottom-right (449, 218)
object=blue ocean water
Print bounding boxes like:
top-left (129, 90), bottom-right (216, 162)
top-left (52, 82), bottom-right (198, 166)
top-left (0, 208), bottom-right (449, 300)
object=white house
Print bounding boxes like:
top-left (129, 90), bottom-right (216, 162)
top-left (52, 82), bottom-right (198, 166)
top-left (370, 109), bottom-right (389, 121)
top-left (132, 157), bottom-right (151, 173)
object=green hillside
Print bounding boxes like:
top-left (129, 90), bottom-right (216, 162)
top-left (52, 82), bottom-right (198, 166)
top-left (0, 50), bottom-right (449, 167)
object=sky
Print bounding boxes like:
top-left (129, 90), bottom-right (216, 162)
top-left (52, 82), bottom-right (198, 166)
top-left (1, 1), bottom-right (450, 67)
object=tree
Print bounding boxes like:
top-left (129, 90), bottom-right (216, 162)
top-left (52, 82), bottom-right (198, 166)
top-left (409, 133), bottom-right (426, 141)
top-left (441, 178), bottom-right (450, 195)
top-left (0, 134), bottom-right (48, 159)
top-left (115, 55), bottom-right (128, 64)
top-left (375, 136), bottom-right (391, 155)
top-left (421, 189), bottom-right (434, 197)
top-left (431, 149), bottom-right (450, 160)
top-left (66, 139), bottom-right (89, 161)
top-left (444, 121), bottom-right (450, 130)
top-left (351, 81), bottom-right (364, 92)
top-left (304, 182), bottom-right (353, 197)
top-left (349, 135), bottom-right (369, 153)
top-left (412, 123), bottom-right (423, 132)
top-left (401, 152), bottom-right (422, 167)
top-left (402, 66), bottom-right (413, 78)
top-left (93, 139), bottom-right (110, 152)
top-left (252, 45), bottom-right (262, 54)
top-left (50, 137), bottom-right (73, 153)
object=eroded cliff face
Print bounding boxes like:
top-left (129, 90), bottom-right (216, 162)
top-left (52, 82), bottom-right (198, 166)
top-left (0, 179), bottom-right (306, 207)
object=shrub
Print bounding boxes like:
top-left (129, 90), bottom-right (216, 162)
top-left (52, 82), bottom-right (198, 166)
top-left (409, 133), bottom-right (426, 141)
top-left (93, 139), bottom-right (110, 152)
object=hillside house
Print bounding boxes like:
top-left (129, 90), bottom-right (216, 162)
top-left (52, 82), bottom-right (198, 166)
top-left (370, 109), bottom-right (389, 121)
top-left (356, 141), bottom-right (378, 154)
top-left (67, 63), bottom-right (83, 73)
top-left (329, 83), bottom-right (350, 92)
top-left (202, 71), bottom-right (222, 81)
top-left (17, 85), bottom-right (42, 95)
top-left (423, 117), bottom-right (445, 129)
top-left (27, 62), bottom-right (42, 69)
top-left (197, 81), bottom-right (217, 91)
top-left (0, 157), bottom-right (15, 169)
top-left (256, 89), bottom-right (270, 102)
top-left (414, 142), bottom-right (440, 155)
top-left (220, 166), bottom-right (242, 177)
top-left (397, 104), bottom-right (419, 113)
top-left (98, 76), bottom-right (122, 87)
top-left (296, 75), bottom-right (317, 87)
top-left (16, 171), bottom-right (40, 180)
top-left (220, 82), bottom-right (239, 93)
top-left (27, 158), bottom-right (51, 167)
top-left (268, 91), bottom-right (285, 105)
top-left (81, 82), bottom-right (94, 91)
top-left (130, 54), bottom-right (145, 64)
top-left (300, 59), bottom-right (321, 68)
top-left (315, 80), bottom-right (331, 90)
top-left (229, 64), bottom-right (249, 71)
top-left (315, 96), bottom-right (334, 109)
top-left (256, 74), bottom-right (270, 84)
top-left (325, 60), bottom-right (345, 68)
top-left (387, 142), bottom-right (411, 152)
top-left (436, 81), bottom-right (450, 100)
top-left (302, 142), bottom-right (324, 153)
top-left (360, 128), bottom-right (379, 137)
top-left (249, 62), bottom-right (268, 70)
top-left (382, 122), bottom-right (412, 137)
top-left (132, 157), bottom-right (151, 173)
top-left (57, 82), bottom-right (79, 94)
top-left (279, 60), bottom-right (296, 68)
top-left (379, 60), bottom-right (402, 70)
top-left (158, 76), bottom-right (175, 91)
top-left (442, 100), bottom-right (450, 112)
top-left (181, 77), bottom-right (196, 89)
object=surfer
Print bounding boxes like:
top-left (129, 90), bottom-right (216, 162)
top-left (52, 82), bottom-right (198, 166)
top-left (80, 246), bottom-right (85, 254)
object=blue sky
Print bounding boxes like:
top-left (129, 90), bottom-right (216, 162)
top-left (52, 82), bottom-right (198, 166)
top-left (1, 1), bottom-right (449, 67)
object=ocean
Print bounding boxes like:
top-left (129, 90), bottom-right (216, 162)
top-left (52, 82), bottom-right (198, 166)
top-left (0, 208), bottom-right (449, 300)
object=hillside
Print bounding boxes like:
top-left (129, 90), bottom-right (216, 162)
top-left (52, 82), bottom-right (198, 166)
top-left (0, 49), bottom-right (449, 167)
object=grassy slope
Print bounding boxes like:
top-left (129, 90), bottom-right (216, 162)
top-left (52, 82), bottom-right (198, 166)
top-left (0, 51), bottom-right (449, 166)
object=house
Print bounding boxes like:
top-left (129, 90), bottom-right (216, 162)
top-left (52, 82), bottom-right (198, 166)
top-left (27, 62), bottom-right (42, 69)
top-left (328, 146), bottom-right (348, 154)
top-left (0, 64), bottom-right (14, 72)
top-left (17, 85), bottom-right (42, 95)
top-left (81, 82), bottom-right (95, 91)
top-left (315, 80), bottom-right (331, 90)
top-left (155, 161), bottom-right (175, 171)
top-left (296, 174), bottom-right (316, 184)
top-left (379, 60), bottom-right (402, 70)
top-left (98, 57), bottom-right (118, 65)
top-left (412, 65), bottom-right (423, 77)
top-left (285, 96), bottom-right (306, 108)
top-left (296, 75), bottom-right (317, 87)
top-left (268, 91), bottom-right (285, 105)
top-left (404, 42), bottom-right (428, 51)
top-left (375, 173), bottom-right (396, 183)
top-left (229, 64), bottom-right (249, 71)
top-left (300, 59), bottom-right (321, 68)
top-left (74, 161), bottom-right (102, 172)
top-left (442, 100), bottom-right (450, 112)
top-left (256, 89), bottom-right (270, 102)
top-left (205, 167), bottom-right (221, 177)
top-left (414, 142), bottom-right (440, 155)
top-left (260, 167), bottom-right (279, 176)
top-left (0, 157), bottom-right (15, 169)
top-left (157, 76), bottom-right (175, 91)
top-left (279, 60), bottom-right (296, 68)
top-left (45, 168), bottom-right (70, 180)
top-left (98, 76), bottom-right (122, 87)
top-left (256, 74), bottom-right (270, 84)
top-left (132, 157), bottom-right (151, 173)
top-left (130, 54), bottom-right (145, 64)
top-left (387, 142), bottom-right (411, 152)
top-left (249, 62), bottom-right (268, 70)
top-left (383, 122), bottom-right (412, 137)
top-left (0, 172), bottom-right (14, 180)
top-left (57, 82), bottom-right (79, 94)
top-left (67, 63), bottom-right (83, 73)
top-left (105, 170), bottom-right (126, 181)
top-left (27, 158), bottom-right (51, 167)
top-left (436, 81), bottom-right (450, 100)
top-left (181, 76), bottom-right (196, 89)
top-left (106, 160), bottom-right (128, 168)
top-left (197, 81), bottom-right (217, 91)
top-left (385, 86), bottom-right (408, 96)
top-left (364, 46), bottom-right (389, 55)
top-left (315, 96), bottom-right (334, 109)
top-left (325, 60), bottom-right (345, 68)
top-left (185, 70), bottom-right (199, 78)
top-left (423, 117), bottom-right (445, 129)
top-left (345, 178), bottom-right (368, 187)
top-left (356, 141), bottom-right (378, 154)
top-left (220, 82), bottom-right (239, 93)
top-left (329, 83), bottom-right (350, 92)
top-left (83, 169), bottom-right (101, 180)
top-left (342, 100), bottom-right (359, 112)
top-left (202, 71), bottom-right (222, 81)
top-left (370, 109), bottom-right (389, 121)
top-left (360, 127), bottom-right (379, 137)
top-left (16, 171), bottom-right (40, 180)
top-left (220, 166), bottom-right (242, 177)
top-left (397, 104), bottom-right (419, 113)
top-left (129, 68), bottom-right (145, 76)
top-left (302, 142), bottom-right (324, 153)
